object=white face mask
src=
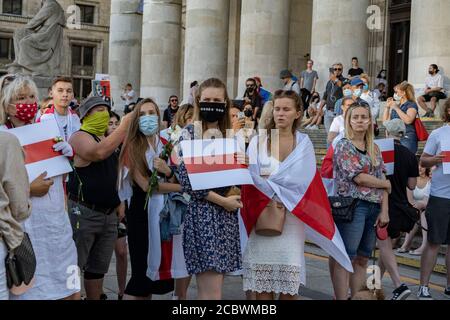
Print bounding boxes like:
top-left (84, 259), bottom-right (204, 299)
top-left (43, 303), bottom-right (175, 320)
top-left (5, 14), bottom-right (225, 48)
top-left (394, 93), bottom-right (402, 102)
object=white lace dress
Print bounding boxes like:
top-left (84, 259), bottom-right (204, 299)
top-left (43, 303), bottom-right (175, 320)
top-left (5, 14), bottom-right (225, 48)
top-left (243, 156), bottom-right (306, 296)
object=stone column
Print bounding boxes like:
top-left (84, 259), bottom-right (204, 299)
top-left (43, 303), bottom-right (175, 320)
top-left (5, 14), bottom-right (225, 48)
top-left (109, 0), bottom-right (143, 113)
top-left (237, 0), bottom-right (291, 96)
top-left (183, 0), bottom-right (230, 101)
top-left (289, 0), bottom-right (313, 78)
top-left (140, 0), bottom-right (182, 107)
top-left (310, 0), bottom-right (370, 94)
top-left (408, 0), bottom-right (450, 91)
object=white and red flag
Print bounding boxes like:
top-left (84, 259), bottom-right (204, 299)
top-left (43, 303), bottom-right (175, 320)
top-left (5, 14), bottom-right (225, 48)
top-left (375, 138), bottom-right (395, 176)
top-left (179, 138), bottom-right (254, 190)
top-left (241, 132), bottom-right (353, 272)
top-left (6, 119), bottom-right (73, 181)
top-left (321, 133), bottom-right (344, 196)
top-left (441, 135), bottom-right (450, 175)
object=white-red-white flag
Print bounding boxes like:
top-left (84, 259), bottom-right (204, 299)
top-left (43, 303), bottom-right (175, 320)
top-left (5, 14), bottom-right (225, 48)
top-left (320, 133), bottom-right (344, 196)
top-left (180, 138), bottom-right (253, 190)
top-left (241, 133), bottom-right (353, 273)
top-left (375, 138), bottom-right (395, 176)
top-left (6, 119), bottom-right (72, 181)
top-left (441, 134), bottom-right (450, 175)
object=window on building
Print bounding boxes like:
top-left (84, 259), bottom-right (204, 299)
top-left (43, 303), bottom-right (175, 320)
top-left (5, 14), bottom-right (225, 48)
top-left (0, 37), bottom-right (15, 60)
top-left (72, 45), bottom-right (94, 67)
top-left (2, 0), bottom-right (22, 15)
top-left (78, 4), bottom-right (95, 24)
top-left (73, 77), bottom-right (93, 99)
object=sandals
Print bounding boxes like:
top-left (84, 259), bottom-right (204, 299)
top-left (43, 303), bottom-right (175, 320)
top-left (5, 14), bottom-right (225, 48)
top-left (409, 249), bottom-right (423, 256)
top-left (397, 248), bottom-right (408, 253)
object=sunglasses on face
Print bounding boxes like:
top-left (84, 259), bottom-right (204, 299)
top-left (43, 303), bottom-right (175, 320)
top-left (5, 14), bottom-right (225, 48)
top-left (334, 68), bottom-right (342, 71)
top-left (170, 99), bottom-right (178, 102)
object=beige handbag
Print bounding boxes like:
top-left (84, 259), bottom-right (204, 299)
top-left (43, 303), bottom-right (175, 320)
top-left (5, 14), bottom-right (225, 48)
top-left (255, 200), bottom-right (286, 237)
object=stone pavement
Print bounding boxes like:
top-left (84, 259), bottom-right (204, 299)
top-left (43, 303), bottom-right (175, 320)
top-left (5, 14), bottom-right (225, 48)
top-left (98, 244), bottom-right (449, 301)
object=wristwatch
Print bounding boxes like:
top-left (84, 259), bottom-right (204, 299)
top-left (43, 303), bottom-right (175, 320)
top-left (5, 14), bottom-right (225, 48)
top-left (166, 167), bottom-right (175, 179)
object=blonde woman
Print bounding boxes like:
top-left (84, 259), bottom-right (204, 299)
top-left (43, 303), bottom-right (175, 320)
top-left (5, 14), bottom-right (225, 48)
top-left (331, 101), bottom-right (390, 300)
top-left (383, 81), bottom-right (419, 154)
top-left (0, 75), bottom-right (80, 300)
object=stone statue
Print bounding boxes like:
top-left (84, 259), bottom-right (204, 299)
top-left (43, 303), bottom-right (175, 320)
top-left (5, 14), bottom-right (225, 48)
top-left (8, 0), bottom-right (66, 76)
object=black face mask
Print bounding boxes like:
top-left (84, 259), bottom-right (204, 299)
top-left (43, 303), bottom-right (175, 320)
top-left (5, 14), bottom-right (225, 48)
top-left (244, 109), bottom-right (253, 118)
top-left (199, 102), bottom-right (227, 123)
top-left (429, 70), bottom-right (435, 75)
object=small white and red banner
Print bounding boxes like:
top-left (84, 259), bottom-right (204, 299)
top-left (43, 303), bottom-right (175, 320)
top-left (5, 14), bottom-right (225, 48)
top-left (241, 133), bottom-right (353, 273)
top-left (375, 138), bottom-right (395, 176)
top-left (180, 138), bottom-right (254, 191)
top-left (321, 133), bottom-right (344, 196)
top-left (7, 119), bottom-right (73, 181)
top-left (442, 136), bottom-right (450, 175)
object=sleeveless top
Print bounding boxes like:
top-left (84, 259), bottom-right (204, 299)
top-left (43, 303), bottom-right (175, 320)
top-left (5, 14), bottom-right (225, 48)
top-left (67, 131), bottom-right (121, 209)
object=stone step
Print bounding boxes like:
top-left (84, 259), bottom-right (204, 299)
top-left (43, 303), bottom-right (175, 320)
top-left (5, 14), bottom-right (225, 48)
top-left (306, 241), bottom-right (448, 276)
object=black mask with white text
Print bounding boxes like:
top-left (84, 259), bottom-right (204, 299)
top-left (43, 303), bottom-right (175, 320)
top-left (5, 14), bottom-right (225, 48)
top-left (199, 102), bottom-right (227, 123)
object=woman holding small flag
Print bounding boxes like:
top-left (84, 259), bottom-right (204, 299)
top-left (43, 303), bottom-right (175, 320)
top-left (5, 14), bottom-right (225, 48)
top-left (0, 75), bottom-right (80, 300)
top-left (332, 101), bottom-right (391, 300)
top-left (176, 78), bottom-right (243, 300)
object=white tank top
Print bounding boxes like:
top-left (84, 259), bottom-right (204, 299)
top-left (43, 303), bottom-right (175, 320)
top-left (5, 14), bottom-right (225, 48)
top-left (413, 182), bottom-right (431, 201)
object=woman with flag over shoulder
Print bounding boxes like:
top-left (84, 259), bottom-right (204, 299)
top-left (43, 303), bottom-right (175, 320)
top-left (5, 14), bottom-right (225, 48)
top-left (0, 74), bottom-right (80, 300)
top-left (241, 90), bottom-right (353, 300)
top-left (331, 101), bottom-right (391, 300)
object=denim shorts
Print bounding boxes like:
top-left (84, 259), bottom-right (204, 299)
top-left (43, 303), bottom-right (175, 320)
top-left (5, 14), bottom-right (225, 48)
top-left (335, 199), bottom-right (381, 259)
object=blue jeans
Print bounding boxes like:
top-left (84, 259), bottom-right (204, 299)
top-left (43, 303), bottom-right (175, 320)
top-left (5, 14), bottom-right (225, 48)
top-left (335, 200), bottom-right (381, 260)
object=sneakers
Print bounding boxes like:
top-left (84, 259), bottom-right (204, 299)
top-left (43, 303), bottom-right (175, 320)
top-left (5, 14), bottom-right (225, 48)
top-left (309, 125), bottom-right (319, 130)
top-left (391, 284), bottom-right (411, 300)
top-left (417, 286), bottom-right (433, 300)
top-left (445, 287), bottom-right (450, 297)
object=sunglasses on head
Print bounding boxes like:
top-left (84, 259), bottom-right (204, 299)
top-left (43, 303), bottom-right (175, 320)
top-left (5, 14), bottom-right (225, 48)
top-left (1, 74), bottom-right (16, 90)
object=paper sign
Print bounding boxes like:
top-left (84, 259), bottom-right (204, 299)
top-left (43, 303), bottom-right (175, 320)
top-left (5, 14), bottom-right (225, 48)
top-left (7, 119), bottom-right (73, 181)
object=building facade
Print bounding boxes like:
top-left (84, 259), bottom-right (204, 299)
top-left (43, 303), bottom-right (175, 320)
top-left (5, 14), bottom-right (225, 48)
top-left (0, 1), bottom-right (449, 109)
top-left (109, 0), bottom-right (450, 112)
top-left (0, 0), bottom-right (110, 100)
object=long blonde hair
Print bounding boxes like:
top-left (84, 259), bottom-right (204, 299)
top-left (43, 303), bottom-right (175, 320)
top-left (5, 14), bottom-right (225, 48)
top-left (119, 98), bottom-right (161, 182)
top-left (345, 102), bottom-right (380, 166)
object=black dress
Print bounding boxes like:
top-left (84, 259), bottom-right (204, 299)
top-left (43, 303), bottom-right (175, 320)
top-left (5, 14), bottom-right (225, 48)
top-left (124, 184), bottom-right (174, 297)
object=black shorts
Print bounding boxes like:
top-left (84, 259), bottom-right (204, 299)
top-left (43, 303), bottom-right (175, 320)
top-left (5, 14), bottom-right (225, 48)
top-left (425, 196), bottom-right (450, 245)
top-left (422, 92), bottom-right (447, 102)
top-left (387, 201), bottom-right (419, 239)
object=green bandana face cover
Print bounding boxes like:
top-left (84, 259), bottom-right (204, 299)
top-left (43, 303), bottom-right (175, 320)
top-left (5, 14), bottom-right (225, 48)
top-left (81, 110), bottom-right (110, 136)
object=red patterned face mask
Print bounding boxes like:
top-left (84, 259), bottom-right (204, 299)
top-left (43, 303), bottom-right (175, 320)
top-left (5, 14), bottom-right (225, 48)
top-left (14, 102), bottom-right (38, 123)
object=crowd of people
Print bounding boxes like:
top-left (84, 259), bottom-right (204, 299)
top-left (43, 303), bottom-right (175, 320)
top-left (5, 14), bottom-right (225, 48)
top-left (0, 57), bottom-right (449, 302)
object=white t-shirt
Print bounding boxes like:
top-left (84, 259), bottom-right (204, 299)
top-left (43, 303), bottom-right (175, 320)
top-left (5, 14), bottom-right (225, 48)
top-left (423, 125), bottom-right (450, 199)
top-left (329, 115), bottom-right (345, 134)
top-left (425, 74), bottom-right (445, 93)
top-left (283, 80), bottom-right (301, 95)
top-left (122, 90), bottom-right (136, 105)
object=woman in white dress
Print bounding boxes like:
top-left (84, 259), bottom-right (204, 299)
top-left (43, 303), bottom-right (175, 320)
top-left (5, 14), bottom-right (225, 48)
top-left (0, 75), bottom-right (80, 300)
top-left (242, 90), bottom-right (307, 300)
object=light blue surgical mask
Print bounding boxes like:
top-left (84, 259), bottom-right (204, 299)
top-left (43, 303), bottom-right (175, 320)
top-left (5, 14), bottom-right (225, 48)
top-left (363, 84), bottom-right (369, 91)
top-left (139, 115), bottom-right (159, 136)
top-left (353, 89), bottom-right (362, 97)
top-left (343, 89), bottom-right (353, 97)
